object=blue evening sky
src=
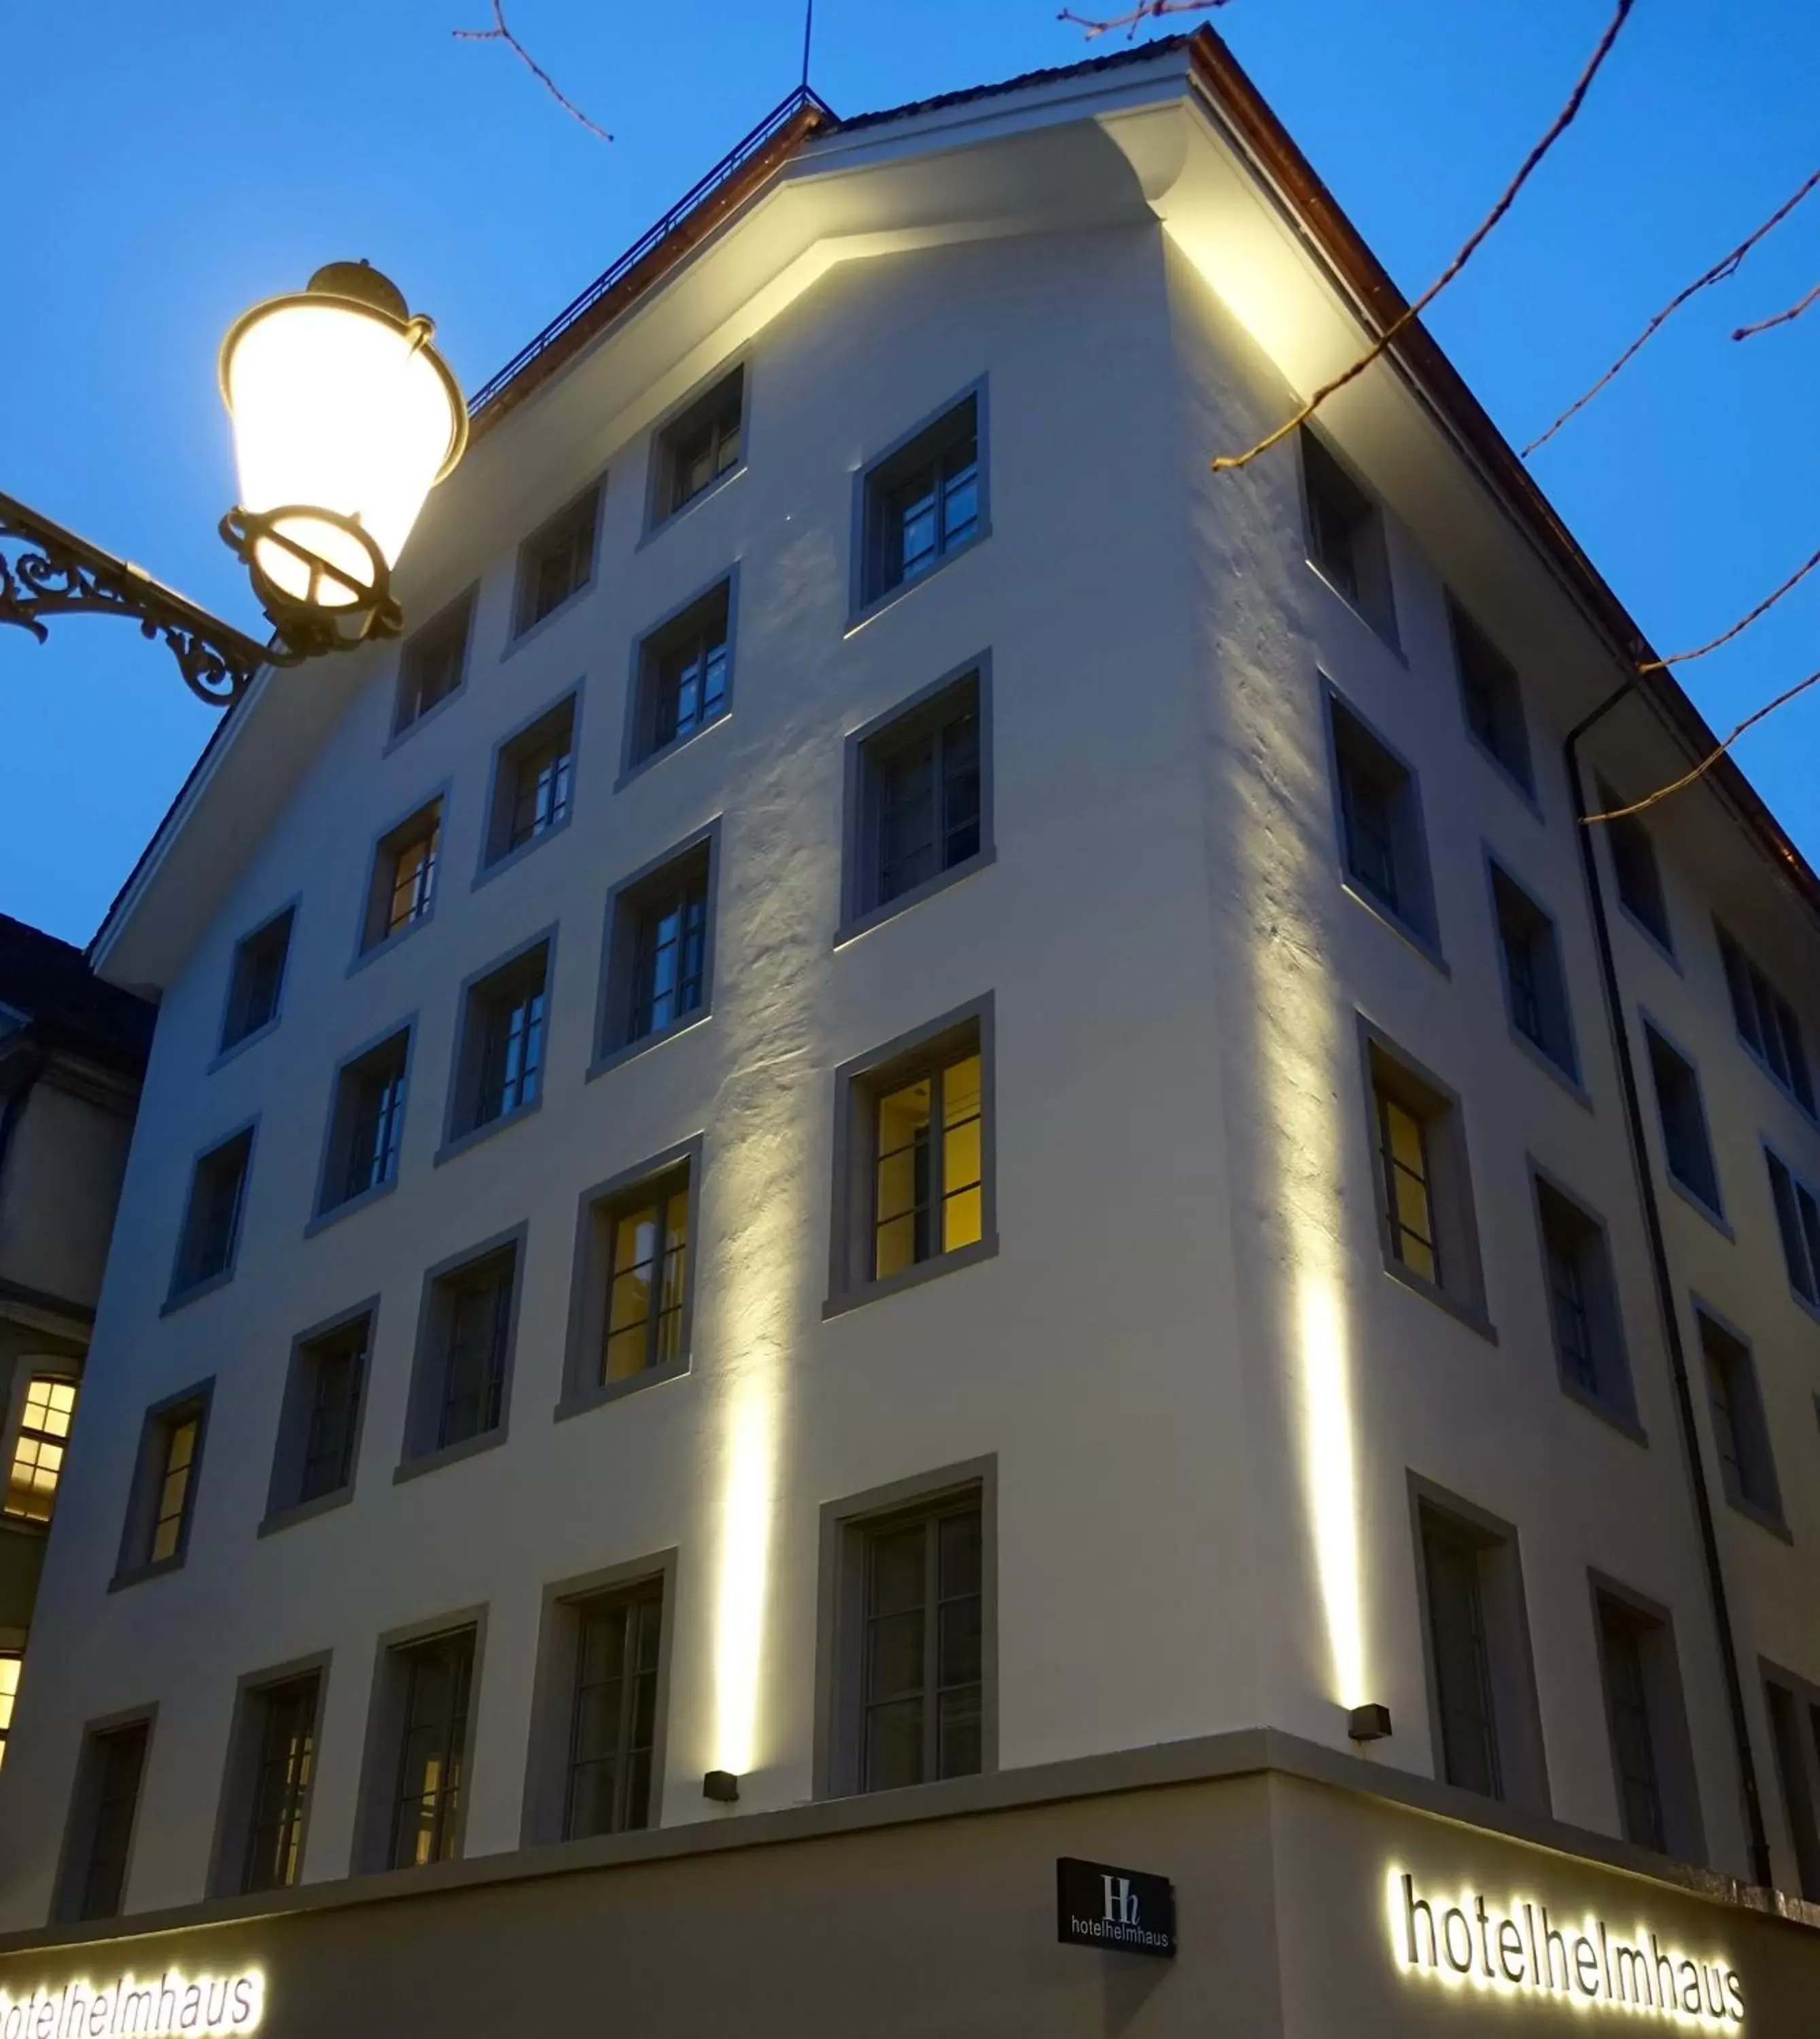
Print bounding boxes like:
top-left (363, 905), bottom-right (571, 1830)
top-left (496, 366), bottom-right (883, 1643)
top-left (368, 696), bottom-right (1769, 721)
top-left (4, 0), bottom-right (1815, 946)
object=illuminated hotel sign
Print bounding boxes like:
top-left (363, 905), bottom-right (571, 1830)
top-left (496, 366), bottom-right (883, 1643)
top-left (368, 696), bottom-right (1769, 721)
top-left (0, 1971), bottom-right (263, 2039)
top-left (1388, 1872), bottom-right (1743, 2027)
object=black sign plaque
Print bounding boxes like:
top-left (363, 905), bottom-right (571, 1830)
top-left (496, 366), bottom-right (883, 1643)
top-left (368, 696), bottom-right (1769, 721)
top-left (1056, 1857), bottom-right (1178, 1959)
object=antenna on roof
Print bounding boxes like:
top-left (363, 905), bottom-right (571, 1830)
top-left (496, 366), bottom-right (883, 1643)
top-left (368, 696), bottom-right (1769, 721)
top-left (800, 0), bottom-right (814, 90)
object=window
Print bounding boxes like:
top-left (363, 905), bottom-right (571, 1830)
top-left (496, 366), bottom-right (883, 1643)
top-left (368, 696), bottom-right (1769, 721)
top-left (1414, 1494), bottom-right (1547, 1812)
top-left (361, 797), bottom-right (442, 954)
top-left (1535, 1179), bottom-right (1632, 1417)
top-left (57, 1719), bottom-right (150, 1922)
top-left (5, 1372), bottom-right (77, 1524)
top-left (449, 938), bottom-right (550, 1142)
top-left (385, 1630), bottom-right (474, 1868)
top-left (653, 366), bottom-right (743, 521)
top-left (563, 1584), bottom-right (663, 1838)
top-left (1329, 693), bottom-right (1437, 948)
top-left (1301, 428), bottom-right (1395, 640)
top-left (1644, 1024), bottom-right (1722, 1215)
top-left (566, 1152), bottom-right (697, 1410)
top-left (597, 836), bottom-right (714, 1064)
top-left (170, 1128), bottom-right (252, 1300)
top-left (392, 591), bottom-right (472, 736)
top-left (117, 1389), bottom-right (210, 1580)
top-left (0, 1652), bottom-right (19, 1772)
top-left (1765, 1149), bottom-right (1820, 1307)
top-left (1718, 926), bottom-right (1813, 1110)
top-left (627, 581), bottom-right (731, 769)
top-left (1490, 865), bottom-right (1576, 1078)
top-left (318, 1028), bottom-right (409, 1217)
top-left (483, 696), bottom-right (576, 867)
top-left (860, 393), bottom-right (982, 606)
top-left (1599, 785), bottom-right (1673, 953)
top-left (1449, 601), bottom-right (1531, 791)
top-left (232, 1675), bottom-right (321, 1894)
top-left (1594, 1589), bottom-right (1702, 1862)
top-left (267, 1310), bottom-right (371, 1522)
top-left (220, 906), bottom-right (294, 1051)
top-left (1698, 1311), bottom-right (1782, 1524)
top-left (1363, 1030), bottom-right (1486, 1321)
top-left (848, 669), bottom-right (985, 926)
top-left (1764, 1673), bottom-right (1820, 1901)
top-left (515, 485), bottom-right (599, 635)
top-left (406, 1238), bottom-right (520, 1463)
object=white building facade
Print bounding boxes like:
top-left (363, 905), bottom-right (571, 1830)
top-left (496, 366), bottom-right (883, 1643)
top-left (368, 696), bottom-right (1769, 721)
top-left (1, 33), bottom-right (1817, 2035)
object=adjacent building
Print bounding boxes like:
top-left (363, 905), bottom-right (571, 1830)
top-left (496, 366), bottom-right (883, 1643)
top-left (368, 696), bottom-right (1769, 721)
top-left (0, 914), bottom-right (152, 1771)
top-left (1, 31), bottom-right (1817, 2034)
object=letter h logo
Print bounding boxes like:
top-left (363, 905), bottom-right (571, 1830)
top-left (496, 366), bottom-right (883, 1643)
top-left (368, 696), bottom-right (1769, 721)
top-left (1102, 1875), bottom-right (1140, 1926)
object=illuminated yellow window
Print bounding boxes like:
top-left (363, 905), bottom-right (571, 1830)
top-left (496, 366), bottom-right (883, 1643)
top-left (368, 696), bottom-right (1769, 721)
top-left (873, 1045), bottom-right (984, 1280)
top-left (5, 1375), bottom-right (78, 1524)
top-left (603, 1186), bottom-right (690, 1382)
top-left (0, 1652), bottom-right (21, 1773)
top-left (150, 1416), bottom-right (200, 1565)
top-left (1376, 1089), bottom-right (1439, 1286)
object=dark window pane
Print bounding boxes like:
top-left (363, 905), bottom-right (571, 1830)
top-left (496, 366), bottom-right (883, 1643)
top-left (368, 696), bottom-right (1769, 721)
top-left (507, 736), bottom-right (572, 850)
top-left (438, 1264), bottom-right (512, 1448)
top-left (1424, 1522), bottom-right (1501, 1798)
top-left (241, 1679), bottom-right (317, 1893)
top-left (1601, 1614), bottom-right (1666, 1851)
top-left (299, 1327), bottom-right (366, 1503)
top-left (630, 881), bottom-right (707, 1039)
top-left (389, 1635), bottom-right (472, 1868)
top-left (77, 1724), bottom-right (147, 1920)
top-left (565, 1590), bottom-right (662, 1838)
top-left (474, 975), bottom-right (546, 1125)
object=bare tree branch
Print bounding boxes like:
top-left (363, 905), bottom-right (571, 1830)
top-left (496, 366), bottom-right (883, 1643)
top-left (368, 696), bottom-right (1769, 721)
top-left (1638, 542), bottom-right (1820, 674)
top-left (454, 0), bottom-right (612, 142)
top-left (1058, 0), bottom-right (1231, 40)
top-left (1583, 666), bottom-right (1820, 824)
top-left (1524, 168), bottom-right (1820, 454)
top-left (1733, 278), bottom-right (1820, 341)
top-left (1209, 0), bottom-right (1637, 474)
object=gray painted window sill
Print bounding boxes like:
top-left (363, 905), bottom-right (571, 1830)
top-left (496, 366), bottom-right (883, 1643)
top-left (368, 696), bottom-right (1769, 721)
top-left (1558, 1374), bottom-right (1647, 1448)
top-left (502, 580), bottom-right (596, 663)
top-left (554, 1357), bottom-right (690, 1425)
top-left (637, 462), bottom-right (746, 551)
top-left (1339, 877), bottom-right (1449, 979)
top-left (1380, 1257), bottom-right (1498, 1345)
top-left (1616, 901), bottom-right (1680, 973)
top-left (160, 1268), bottom-right (236, 1318)
top-left (383, 681), bottom-right (468, 759)
top-left (1464, 727), bottom-right (1543, 820)
top-left (834, 850), bottom-right (996, 951)
top-left (1723, 1491), bottom-right (1793, 1544)
top-left (614, 712), bottom-right (730, 794)
top-left (1740, 1038), bottom-right (1819, 1126)
top-left (1303, 557), bottom-right (1403, 663)
top-left (587, 1009), bottom-right (712, 1083)
top-left (472, 814), bottom-right (573, 894)
top-left (846, 526), bottom-right (991, 638)
top-left (209, 1017), bottom-right (281, 1075)
top-left (394, 1428), bottom-right (509, 1485)
top-left (435, 1098), bottom-right (544, 1168)
top-left (108, 1554), bottom-right (187, 1594)
top-left (1508, 1025), bottom-right (1591, 1109)
top-left (1665, 1173), bottom-right (1732, 1240)
top-left (823, 1234), bottom-right (1000, 1321)
top-left (348, 914), bottom-right (434, 979)
top-left (304, 1175), bottom-right (400, 1240)
top-left (258, 1488), bottom-right (355, 1539)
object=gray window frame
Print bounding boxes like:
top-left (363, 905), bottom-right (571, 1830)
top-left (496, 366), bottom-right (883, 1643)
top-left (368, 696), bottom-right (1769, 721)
top-left (1589, 1574), bottom-right (1705, 1865)
top-left (509, 476), bottom-right (605, 649)
top-left (309, 1017), bottom-right (415, 1234)
top-left (1486, 854), bottom-right (1582, 1092)
top-left (1528, 1164), bottom-right (1640, 1435)
top-left (1448, 597), bottom-right (1535, 802)
top-left (1298, 426), bottom-right (1398, 646)
top-left (1357, 1019), bottom-right (1492, 1338)
top-left (589, 822), bottom-right (720, 1079)
top-left (824, 994), bottom-right (998, 1318)
top-left (215, 900), bottom-right (298, 1064)
top-left (520, 1550), bottom-right (678, 1847)
top-left (1408, 1478), bottom-right (1550, 1817)
top-left (476, 686), bottom-right (581, 885)
top-left (111, 1378), bottom-right (214, 1589)
top-left (206, 1651), bottom-right (332, 1898)
top-left (1323, 682), bottom-right (1443, 966)
top-left (557, 1137), bottom-right (703, 1422)
top-left (397, 1225), bottom-right (527, 1480)
top-left (618, 571), bottom-right (738, 786)
top-left (813, 1458), bottom-right (997, 1801)
top-left (261, 1296), bottom-right (380, 1535)
top-left (1715, 920), bottom-right (1815, 1116)
top-left (1693, 1299), bottom-right (1786, 1536)
top-left (351, 784), bottom-right (449, 970)
top-left (644, 360), bottom-right (748, 536)
top-left (439, 926), bottom-right (557, 1163)
top-left (51, 1704), bottom-right (156, 1925)
top-left (1762, 1139), bottom-right (1820, 1321)
top-left (850, 379), bottom-right (990, 629)
top-left (387, 585), bottom-right (476, 748)
top-left (1641, 1015), bottom-right (1726, 1227)
top-left (1761, 1657), bottom-right (1820, 1902)
top-left (163, 1121), bottom-right (257, 1312)
top-left (351, 1607), bottom-right (487, 1875)
top-left (837, 655), bottom-right (994, 944)
top-left (1598, 781), bottom-right (1677, 963)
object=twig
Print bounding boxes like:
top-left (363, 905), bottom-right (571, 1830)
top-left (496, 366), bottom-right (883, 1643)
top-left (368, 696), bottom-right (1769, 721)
top-left (1058, 0), bottom-right (1231, 39)
top-left (1524, 169), bottom-right (1820, 454)
top-left (1583, 667), bottom-right (1820, 824)
top-left (1733, 279), bottom-right (1820, 341)
top-left (1210, 0), bottom-right (1637, 474)
top-left (1639, 542), bottom-right (1820, 673)
top-left (453, 0), bottom-right (612, 141)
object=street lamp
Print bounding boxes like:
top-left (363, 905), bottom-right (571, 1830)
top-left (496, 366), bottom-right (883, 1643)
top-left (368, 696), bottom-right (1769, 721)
top-left (0, 261), bottom-right (466, 706)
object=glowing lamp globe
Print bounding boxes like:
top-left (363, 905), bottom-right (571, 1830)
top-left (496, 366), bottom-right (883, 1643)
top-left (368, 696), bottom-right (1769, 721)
top-left (219, 261), bottom-right (466, 657)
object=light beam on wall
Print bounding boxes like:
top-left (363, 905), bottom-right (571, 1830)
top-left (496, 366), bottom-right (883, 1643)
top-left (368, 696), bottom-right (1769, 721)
top-left (710, 1380), bottom-right (777, 1780)
top-left (1299, 1276), bottom-right (1366, 1708)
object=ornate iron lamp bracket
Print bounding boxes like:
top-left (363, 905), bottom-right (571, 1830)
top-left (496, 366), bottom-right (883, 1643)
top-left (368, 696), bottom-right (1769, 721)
top-left (0, 489), bottom-right (277, 708)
